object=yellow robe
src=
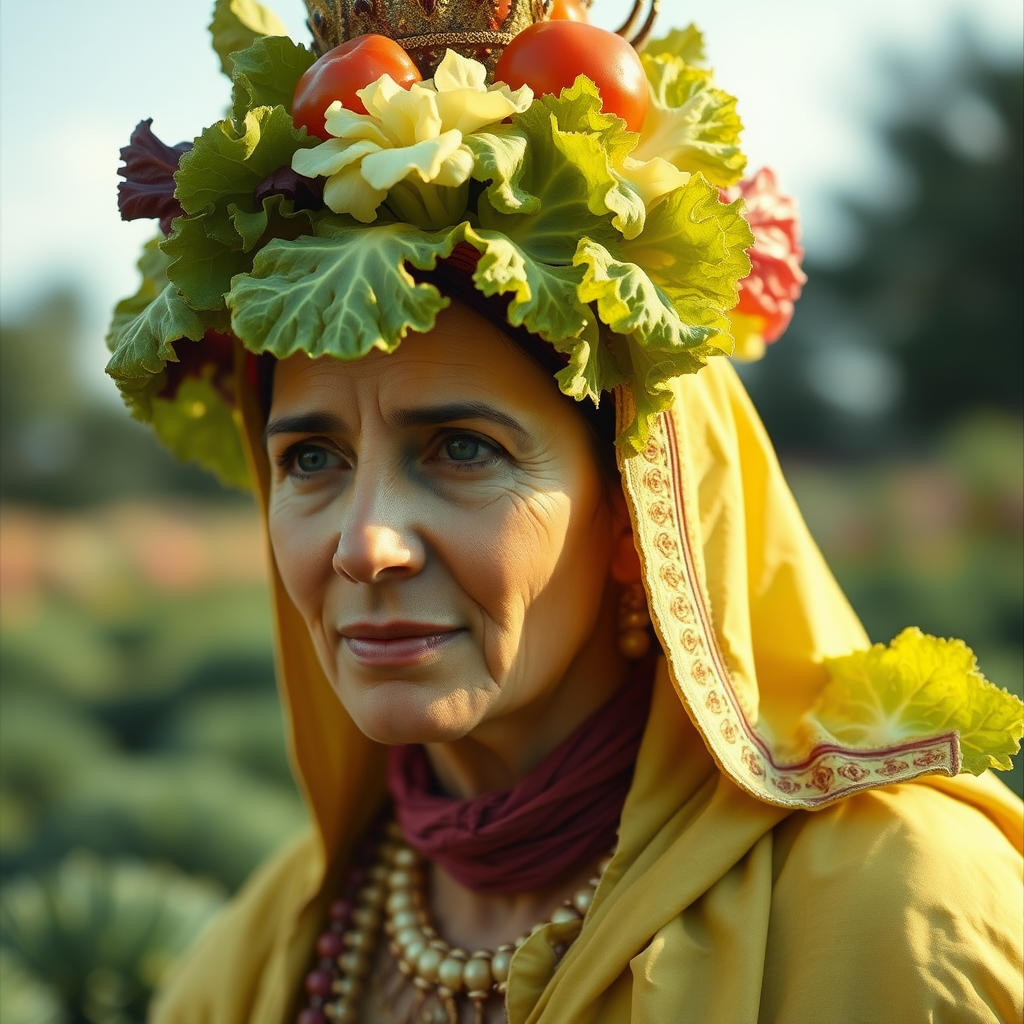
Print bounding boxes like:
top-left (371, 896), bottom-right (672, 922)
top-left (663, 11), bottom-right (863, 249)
top-left (151, 358), bottom-right (1023, 1023)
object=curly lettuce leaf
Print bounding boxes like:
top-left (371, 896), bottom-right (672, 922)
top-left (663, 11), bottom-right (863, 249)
top-left (174, 105), bottom-right (312, 222)
top-left (452, 224), bottom-right (623, 406)
top-left (227, 219), bottom-right (464, 359)
top-left (634, 58), bottom-right (745, 187)
top-left (209, 0), bottom-right (288, 77)
top-left (461, 224), bottom-right (590, 343)
top-left (162, 216), bottom-right (254, 312)
top-left (231, 35), bottom-right (316, 123)
top-left (150, 370), bottom-right (250, 489)
top-left (166, 106), bottom-right (318, 308)
top-left (106, 238), bottom-right (173, 352)
top-left (463, 128), bottom-right (539, 216)
top-left (574, 238), bottom-right (710, 350)
top-left (475, 77), bottom-right (641, 257)
top-left (643, 24), bottom-right (706, 65)
top-left (816, 628), bottom-right (1024, 775)
top-left (553, 317), bottom-right (625, 408)
top-left (106, 283), bottom-right (207, 418)
top-left (621, 176), bottom-right (753, 342)
top-left (573, 239), bottom-right (714, 449)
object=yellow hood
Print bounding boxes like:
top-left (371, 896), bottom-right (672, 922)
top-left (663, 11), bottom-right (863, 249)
top-left (150, 351), bottom-right (1022, 1024)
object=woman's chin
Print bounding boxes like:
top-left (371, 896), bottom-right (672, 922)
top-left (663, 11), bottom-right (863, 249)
top-left (336, 677), bottom-right (495, 747)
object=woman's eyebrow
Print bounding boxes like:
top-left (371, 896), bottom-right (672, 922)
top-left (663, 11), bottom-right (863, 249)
top-left (263, 411), bottom-right (347, 445)
top-left (391, 402), bottom-right (529, 440)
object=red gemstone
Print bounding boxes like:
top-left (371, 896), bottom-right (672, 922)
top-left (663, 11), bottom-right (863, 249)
top-left (316, 931), bottom-right (346, 959)
top-left (304, 969), bottom-right (333, 997)
top-left (328, 898), bottom-right (353, 925)
top-left (297, 1010), bottom-right (327, 1024)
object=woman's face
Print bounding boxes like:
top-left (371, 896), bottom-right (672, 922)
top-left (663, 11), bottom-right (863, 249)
top-left (266, 300), bottom-right (622, 746)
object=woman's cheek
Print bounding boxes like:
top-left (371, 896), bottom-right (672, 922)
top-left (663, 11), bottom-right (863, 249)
top-left (453, 492), bottom-right (572, 684)
top-left (269, 497), bottom-right (334, 626)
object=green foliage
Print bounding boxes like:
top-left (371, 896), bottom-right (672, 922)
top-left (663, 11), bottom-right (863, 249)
top-left (0, 852), bottom-right (225, 1023)
top-left (208, 0), bottom-right (288, 77)
top-left (744, 49), bottom-right (1022, 455)
top-left (231, 35), bottom-right (316, 122)
top-left (149, 373), bottom-right (250, 490)
top-left (642, 24), bottom-right (706, 66)
top-left (635, 56), bottom-right (746, 186)
top-left (109, 42), bottom-right (754, 475)
top-left (0, 947), bottom-right (65, 1024)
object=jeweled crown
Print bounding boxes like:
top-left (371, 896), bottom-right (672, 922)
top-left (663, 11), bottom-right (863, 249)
top-left (304, 0), bottom-right (549, 75)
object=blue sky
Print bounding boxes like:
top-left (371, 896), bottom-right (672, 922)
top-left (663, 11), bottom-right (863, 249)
top-left (1, 0), bottom-right (1020, 392)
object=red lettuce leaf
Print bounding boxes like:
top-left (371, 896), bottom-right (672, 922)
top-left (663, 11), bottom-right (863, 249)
top-left (117, 119), bottom-right (193, 234)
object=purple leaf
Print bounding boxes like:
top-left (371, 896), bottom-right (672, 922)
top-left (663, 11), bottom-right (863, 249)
top-left (117, 119), bottom-right (193, 234)
top-left (254, 165), bottom-right (324, 211)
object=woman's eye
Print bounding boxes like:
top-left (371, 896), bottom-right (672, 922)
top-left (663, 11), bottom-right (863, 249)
top-left (445, 437), bottom-right (485, 462)
top-left (285, 444), bottom-right (342, 477)
top-left (438, 435), bottom-right (503, 467)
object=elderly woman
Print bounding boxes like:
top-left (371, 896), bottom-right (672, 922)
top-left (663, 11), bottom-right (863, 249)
top-left (109, 2), bottom-right (1022, 1022)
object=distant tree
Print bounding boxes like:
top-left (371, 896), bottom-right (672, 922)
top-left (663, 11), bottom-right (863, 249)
top-left (0, 291), bottom-right (241, 506)
top-left (744, 40), bottom-right (1022, 458)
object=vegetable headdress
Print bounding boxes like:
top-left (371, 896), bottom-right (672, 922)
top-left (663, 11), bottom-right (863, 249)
top-left (108, 0), bottom-right (1022, 806)
top-left (109, 0), bottom-right (798, 487)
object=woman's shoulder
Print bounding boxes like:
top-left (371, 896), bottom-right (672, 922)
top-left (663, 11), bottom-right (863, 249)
top-left (760, 774), bottom-right (1023, 1024)
top-left (149, 829), bottom-right (322, 1024)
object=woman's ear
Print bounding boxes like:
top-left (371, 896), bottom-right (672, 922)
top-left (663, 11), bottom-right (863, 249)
top-left (609, 488), bottom-right (643, 585)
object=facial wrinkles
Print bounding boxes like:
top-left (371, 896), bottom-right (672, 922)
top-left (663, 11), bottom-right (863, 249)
top-left (266, 301), bottom-right (618, 750)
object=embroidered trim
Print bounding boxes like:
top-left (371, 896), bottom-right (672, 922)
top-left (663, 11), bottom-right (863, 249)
top-left (617, 388), bottom-right (960, 808)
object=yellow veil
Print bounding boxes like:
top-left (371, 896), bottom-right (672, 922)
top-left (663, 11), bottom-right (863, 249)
top-left (151, 353), bottom-right (1023, 1024)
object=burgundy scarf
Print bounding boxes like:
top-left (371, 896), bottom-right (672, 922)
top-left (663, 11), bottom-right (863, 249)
top-left (386, 660), bottom-right (655, 894)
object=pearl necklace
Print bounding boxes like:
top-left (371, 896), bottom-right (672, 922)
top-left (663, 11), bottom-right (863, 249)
top-left (298, 820), bottom-right (612, 1024)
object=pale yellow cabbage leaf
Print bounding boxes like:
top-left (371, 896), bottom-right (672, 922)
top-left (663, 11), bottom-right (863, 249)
top-left (815, 627), bottom-right (1024, 775)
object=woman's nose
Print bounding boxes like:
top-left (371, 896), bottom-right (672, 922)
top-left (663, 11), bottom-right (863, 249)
top-left (331, 478), bottom-right (426, 584)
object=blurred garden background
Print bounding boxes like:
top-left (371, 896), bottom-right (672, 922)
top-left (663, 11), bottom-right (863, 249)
top-left (1, 0), bottom-right (1021, 1021)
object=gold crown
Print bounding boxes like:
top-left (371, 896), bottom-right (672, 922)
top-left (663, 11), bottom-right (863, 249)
top-left (304, 0), bottom-right (548, 76)
top-left (303, 0), bottom-right (658, 78)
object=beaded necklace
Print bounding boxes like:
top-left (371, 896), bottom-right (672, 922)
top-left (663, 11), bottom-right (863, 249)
top-left (298, 819), bottom-right (612, 1024)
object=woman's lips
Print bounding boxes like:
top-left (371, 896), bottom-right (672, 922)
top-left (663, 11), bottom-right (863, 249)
top-left (341, 624), bottom-right (462, 666)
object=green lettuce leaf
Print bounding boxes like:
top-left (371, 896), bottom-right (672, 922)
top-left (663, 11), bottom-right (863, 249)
top-left (150, 370), bottom-right (250, 489)
top-left (552, 317), bottom-right (625, 408)
top-left (106, 237), bottom-right (172, 352)
top-left (574, 237), bottom-right (710, 350)
top-left (227, 219), bottom-right (465, 359)
top-left (209, 0), bottom-right (288, 77)
top-left (621, 176), bottom-right (752, 341)
top-left (174, 105), bottom-right (312, 222)
top-left (461, 224), bottom-right (591, 344)
top-left (463, 128), bottom-right (539, 216)
top-left (816, 627), bottom-right (1024, 775)
top-left (643, 24), bottom-right (706, 65)
top-left (574, 239), bottom-right (714, 449)
top-left (166, 106), bottom-right (318, 308)
top-left (162, 216), bottom-right (254, 312)
top-left (475, 77), bottom-right (641, 258)
top-left (230, 35), bottom-right (316, 123)
top-left (634, 57), bottom-right (745, 187)
top-left (106, 282), bottom-right (208, 418)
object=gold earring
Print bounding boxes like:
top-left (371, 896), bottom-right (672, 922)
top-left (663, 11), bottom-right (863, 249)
top-left (618, 582), bottom-right (651, 659)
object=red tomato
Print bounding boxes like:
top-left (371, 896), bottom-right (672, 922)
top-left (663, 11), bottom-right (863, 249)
top-left (494, 21), bottom-right (648, 132)
top-left (549, 0), bottom-right (589, 21)
top-left (292, 34), bottom-right (422, 139)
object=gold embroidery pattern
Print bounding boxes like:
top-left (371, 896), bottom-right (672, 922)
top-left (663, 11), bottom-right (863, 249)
top-left (619, 395), bottom-right (961, 808)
